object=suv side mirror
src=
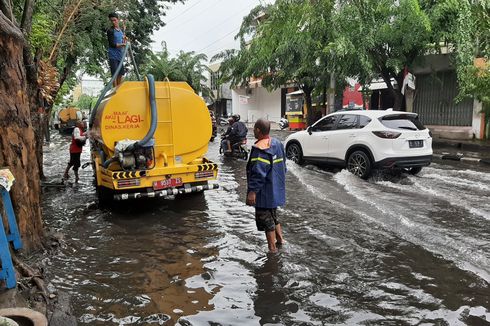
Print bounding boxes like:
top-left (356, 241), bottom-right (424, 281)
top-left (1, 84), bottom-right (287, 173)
top-left (307, 126), bottom-right (312, 135)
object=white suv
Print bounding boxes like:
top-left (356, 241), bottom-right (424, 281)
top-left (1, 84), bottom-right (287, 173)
top-left (284, 109), bottom-right (433, 179)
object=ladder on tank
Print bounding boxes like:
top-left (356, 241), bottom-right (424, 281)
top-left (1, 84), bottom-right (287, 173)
top-left (154, 80), bottom-right (176, 166)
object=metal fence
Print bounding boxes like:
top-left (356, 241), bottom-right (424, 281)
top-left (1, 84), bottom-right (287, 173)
top-left (413, 71), bottom-right (473, 126)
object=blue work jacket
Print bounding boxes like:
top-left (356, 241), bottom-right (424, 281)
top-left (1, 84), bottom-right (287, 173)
top-left (246, 137), bottom-right (287, 209)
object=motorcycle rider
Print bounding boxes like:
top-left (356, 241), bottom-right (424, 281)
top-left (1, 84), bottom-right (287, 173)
top-left (221, 114), bottom-right (248, 153)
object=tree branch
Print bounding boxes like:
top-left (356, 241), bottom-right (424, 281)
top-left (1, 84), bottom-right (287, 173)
top-left (20, 0), bottom-right (34, 35)
top-left (0, 10), bottom-right (23, 40)
top-left (0, 0), bottom-right (13, 22)
top-left (49, 0), bottom-right (83, 63)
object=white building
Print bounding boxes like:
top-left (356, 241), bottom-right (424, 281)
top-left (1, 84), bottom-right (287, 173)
top-left (232, 84), bottom-right (283, 124)
top-left (72, 75), bottom-right (105, 102)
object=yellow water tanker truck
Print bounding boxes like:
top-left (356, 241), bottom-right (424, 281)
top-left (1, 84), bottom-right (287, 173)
top-left (89, 75), bottom-right (219, 202)
top-left (55, 106), bottom-right (83, 135)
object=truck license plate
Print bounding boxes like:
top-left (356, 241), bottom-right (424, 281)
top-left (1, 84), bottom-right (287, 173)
top-left (153, 178), bottom-right (182, 190)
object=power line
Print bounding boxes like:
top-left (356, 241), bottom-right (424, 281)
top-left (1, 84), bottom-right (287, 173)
top-left (164, 0), bottom-right (205, 25)
top-left (163, 0), bottom-right (224, 33)
top-left (179, 4), bottom-right (253, 50)
top-left (197, 26), bottom-right (241, 53)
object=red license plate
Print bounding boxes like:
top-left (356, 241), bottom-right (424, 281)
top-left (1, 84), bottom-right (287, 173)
top-left (153, 178), bottom-right (182, 190)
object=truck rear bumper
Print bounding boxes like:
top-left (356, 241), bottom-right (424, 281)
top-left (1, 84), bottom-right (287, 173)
top-left (114, 183), bottom-right (219, 201)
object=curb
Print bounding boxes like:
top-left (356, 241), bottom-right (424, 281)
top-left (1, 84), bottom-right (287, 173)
top-left (434, 153), bottom-right (490, 166)
top-left (432, 139), bottom-right (490, 152)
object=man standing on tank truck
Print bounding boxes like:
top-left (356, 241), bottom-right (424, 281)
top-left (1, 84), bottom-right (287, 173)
top-left (246, 118), bottom-right (286, 253)
top-left (107, 12), bottom-right (126, 87)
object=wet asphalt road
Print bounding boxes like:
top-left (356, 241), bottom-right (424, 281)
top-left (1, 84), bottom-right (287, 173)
top-left (41, 131), bottom-right (490, 325)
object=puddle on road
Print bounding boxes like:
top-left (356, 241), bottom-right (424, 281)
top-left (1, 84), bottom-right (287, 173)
top-left (42, 133), bottom-right (490, 325)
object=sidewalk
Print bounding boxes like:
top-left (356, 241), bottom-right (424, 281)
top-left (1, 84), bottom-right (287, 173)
top-left (431, 137), bottom-right (490, 166)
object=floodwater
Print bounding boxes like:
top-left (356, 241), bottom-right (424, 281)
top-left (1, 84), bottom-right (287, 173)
top-left (42, 131), bottom-right (490, 325)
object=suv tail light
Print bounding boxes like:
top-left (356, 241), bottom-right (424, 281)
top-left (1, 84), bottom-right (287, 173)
top-left (372, 131), bottom-right (401, 139)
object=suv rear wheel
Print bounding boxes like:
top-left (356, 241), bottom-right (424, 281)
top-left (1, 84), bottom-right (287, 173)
top-left (347, 150), bottom-right (372, 179)
top-left (286, 143), bottom-right (304, 165)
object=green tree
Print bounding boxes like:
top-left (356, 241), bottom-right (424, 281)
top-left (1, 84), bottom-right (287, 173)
top-left (448, 1), bottom-right (489, 126)
top-left (215, 0), bottom-right (336, 125)
top-left (75, 94), bottom-right (97, 112)
top-left (144, 45), bottom-right (212, 98)
top-left (32, 0), bottom-right (183, 102)
top-left (331, 0), bottom-right (432, 110)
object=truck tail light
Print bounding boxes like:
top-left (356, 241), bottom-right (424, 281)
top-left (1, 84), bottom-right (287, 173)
top-left (195, 171), bottom-right (214, 179)
top-left (117, 179), bottom-right (140, 188)
top-left (372, 131), bottom-right (401, 139)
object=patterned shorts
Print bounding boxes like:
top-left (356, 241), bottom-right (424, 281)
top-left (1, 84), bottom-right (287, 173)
top-left (255, 208), bottom-right (279, 232)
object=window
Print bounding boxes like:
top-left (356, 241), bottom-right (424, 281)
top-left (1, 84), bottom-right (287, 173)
top-left (359, 115), bottom-right (372, 128)
top-left (336, 114), bottom-right (358, 130)
top-left (311, 115), bottom-right (338, 132)
top-left (380, 114), bottom-right (425, 130)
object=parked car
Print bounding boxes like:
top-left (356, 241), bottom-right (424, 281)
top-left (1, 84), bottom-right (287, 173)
top-left (284, 109), bottom-right (433, 179)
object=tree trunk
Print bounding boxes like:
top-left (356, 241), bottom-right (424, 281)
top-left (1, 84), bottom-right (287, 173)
top-left (321, 84), bottom-right (327, 116)
top-left (23, 45), bottom-right (46, 179)
top-left (381, 70), bottom-right (403, 110)
top-left (303, 85), bottom-right (314, 126)
top-left (328, 72), bottom-right (335, 114)
top-left (20, 0), bottom-right (34, 34)
top-left (0, 15), bottom-right (44, 251)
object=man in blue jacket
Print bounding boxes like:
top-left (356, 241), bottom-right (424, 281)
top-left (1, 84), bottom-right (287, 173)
top-left (246, 118), bottom-right (286, 253)
top-left (107, 12), bottom-right (126, 87)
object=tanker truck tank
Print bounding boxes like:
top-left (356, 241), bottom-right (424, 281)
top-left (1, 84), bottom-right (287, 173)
top-left (57, 107), bottom-right (82, 135)
top-left (90, 75), bottom-right (219, 202)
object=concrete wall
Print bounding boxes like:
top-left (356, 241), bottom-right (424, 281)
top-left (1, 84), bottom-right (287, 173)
top-left (472, 100), bottom-right (484, 139)
top-left (81, 78), bottom-right (104, 97)
top-left (232, 87), bottom-right (282, 123)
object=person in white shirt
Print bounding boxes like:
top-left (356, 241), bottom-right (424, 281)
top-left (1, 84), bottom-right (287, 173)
top-left (63, 121), bottom-right (87, 183)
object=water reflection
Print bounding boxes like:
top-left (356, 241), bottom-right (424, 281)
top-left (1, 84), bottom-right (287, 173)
top-left (253, 253), bottom-right (292, 325)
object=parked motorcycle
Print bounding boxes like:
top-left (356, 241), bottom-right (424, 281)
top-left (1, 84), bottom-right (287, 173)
top-left (279, 117), bottom-right (289, 130)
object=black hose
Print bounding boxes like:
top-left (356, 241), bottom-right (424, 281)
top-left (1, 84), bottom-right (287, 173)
top-left (102, 157), bottom-right (117, 169)
top-left (101, 74), bottom-right (158, 167)
top-left (135, 74), bottom-right (157, 147)
top-left (128, 46), bottom-right (141, 81)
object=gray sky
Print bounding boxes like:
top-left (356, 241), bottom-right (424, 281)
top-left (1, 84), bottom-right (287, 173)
top-left (151, 0), bottom-right (272, 60)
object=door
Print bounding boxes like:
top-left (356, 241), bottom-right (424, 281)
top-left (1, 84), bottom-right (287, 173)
top-left (413, 71), bottom-right (473, 126)
top-left (303, 115), bottom-right (339, 158)
top-left (328, 114), bottom-right (360, 160)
